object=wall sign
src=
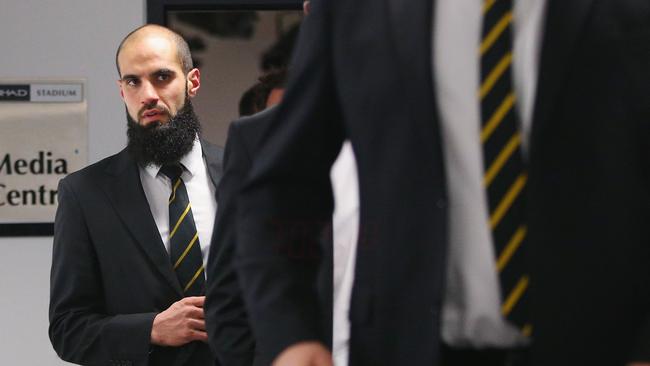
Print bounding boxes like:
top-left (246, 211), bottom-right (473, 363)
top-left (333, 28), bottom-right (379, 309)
top-left (0, 81), bottom-right (87, 236)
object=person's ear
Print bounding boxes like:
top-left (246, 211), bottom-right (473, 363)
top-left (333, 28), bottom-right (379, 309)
top-left (117, 80), bottom-right (125, 101)
top-left (186, 68), bottom-right (201, 97)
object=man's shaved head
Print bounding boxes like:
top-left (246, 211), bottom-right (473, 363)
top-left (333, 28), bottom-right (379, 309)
top-left (115, 24), bottom-right (193, 77)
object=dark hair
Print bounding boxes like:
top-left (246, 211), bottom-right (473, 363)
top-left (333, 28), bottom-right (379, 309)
top-left (238, 68), bottom-right (288, 117)
top-left (115, 24), bottom-right (194, 77)
top-left (261, 24), bottom-right (300, 72)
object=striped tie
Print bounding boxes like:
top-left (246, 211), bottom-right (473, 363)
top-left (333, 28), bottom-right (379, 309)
top-left (160, 164), bottom-right (205, 296)
top-left (479, 0), bottom-right (530, 335)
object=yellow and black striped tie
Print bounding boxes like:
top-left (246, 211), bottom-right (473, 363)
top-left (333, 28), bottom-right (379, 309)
top-left (479, 0), bottom-right (529, 334)
top-left (160, 164), bottom-right (205, 296)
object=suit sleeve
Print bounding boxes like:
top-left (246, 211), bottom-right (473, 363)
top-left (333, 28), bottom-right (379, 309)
top-left (205, 122), bottom-right (259, 366)
top-left (630, 315), bottom-right (650, 361)
top-left (235, 0), bottom-right (345, 361)
top-left (49, 178), bottom-right (156, 366)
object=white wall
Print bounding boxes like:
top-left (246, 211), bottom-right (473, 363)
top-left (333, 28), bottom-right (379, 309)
top-left (0, 1), bottom-right (145, 364)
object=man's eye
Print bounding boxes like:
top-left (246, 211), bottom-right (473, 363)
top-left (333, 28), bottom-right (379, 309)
top-left (125, 79), bottom-right (138, 86)
top-left (157, 74), bottom-right (170, 81)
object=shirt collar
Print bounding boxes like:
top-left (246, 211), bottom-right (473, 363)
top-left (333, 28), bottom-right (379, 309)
top-left (142, 137), bottom-right (203, 179)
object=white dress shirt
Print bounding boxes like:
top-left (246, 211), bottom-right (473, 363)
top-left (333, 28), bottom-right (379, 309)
top-left (433, 0), bottom-right (546, 347)
top-left (330, 142), bottom-right (359, 366)
top-left (139, 138), bottom-right (217, 275)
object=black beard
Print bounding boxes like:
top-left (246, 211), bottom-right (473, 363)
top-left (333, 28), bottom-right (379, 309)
top-left (126, 99), bottom-right (201, 166)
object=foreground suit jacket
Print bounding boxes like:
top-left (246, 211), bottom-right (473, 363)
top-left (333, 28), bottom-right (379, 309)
top-left (205, 108), bottom-right (333, 366)
top-left (235, 0), bottom-right (650, 365)
top-left (49, 140), bottom-right (223, 366)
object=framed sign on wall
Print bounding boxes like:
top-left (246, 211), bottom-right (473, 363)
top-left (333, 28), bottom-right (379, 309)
top-left (0, 81), bottom-right (87, 236)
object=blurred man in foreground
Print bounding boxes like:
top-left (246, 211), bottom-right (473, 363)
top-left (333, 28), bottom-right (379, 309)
top-left (235, 0), bottom-right (650, 365)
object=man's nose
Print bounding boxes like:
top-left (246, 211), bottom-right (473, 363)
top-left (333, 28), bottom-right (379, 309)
top-left (140, 81), bottom-right (159, 107)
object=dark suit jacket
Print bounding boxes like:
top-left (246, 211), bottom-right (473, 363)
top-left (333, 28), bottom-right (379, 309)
top-left (205, 108), bottom-right (333, 366)
top-left (235, 1), bottom-right (650, 365)
top-left (49, 141), bottom-right (223, 366)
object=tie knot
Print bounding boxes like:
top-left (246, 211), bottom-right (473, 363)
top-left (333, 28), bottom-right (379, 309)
top-left (160, 164), bottom-right (184, 181)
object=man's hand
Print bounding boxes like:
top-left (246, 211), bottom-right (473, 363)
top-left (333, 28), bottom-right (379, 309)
top-left (628, 363), bottom-right (650, 366)
top-left (272, 342), bottom-right (333, 366)
top-left (150, 296), bottom-right (207, 346)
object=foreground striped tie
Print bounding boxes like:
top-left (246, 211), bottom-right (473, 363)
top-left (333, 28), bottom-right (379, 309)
top-left (160, 164), bottom-right (205, 296)
top-left (479, 0), bottom-right (530, 335)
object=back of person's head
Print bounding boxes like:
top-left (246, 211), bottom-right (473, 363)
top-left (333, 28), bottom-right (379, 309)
top-left (238, 68), bottom-right (288, 117)
top-left (238, 86), bottom-right (262, 117)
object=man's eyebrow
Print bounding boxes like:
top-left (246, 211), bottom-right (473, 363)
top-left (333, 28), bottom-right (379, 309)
top-left (151, 68), bottom-right (175, 77)
top-left (120, 74), bottom-right (138, 81)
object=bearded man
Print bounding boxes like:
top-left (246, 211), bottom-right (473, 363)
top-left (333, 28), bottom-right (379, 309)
top-left (49, 24), bottom-right (223, 366)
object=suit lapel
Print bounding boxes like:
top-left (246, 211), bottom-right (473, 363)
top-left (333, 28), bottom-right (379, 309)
top-left (529, 0), bottom-right (595, 163)
top-left (385, 0), bottom-right (432, 72)
top-left (102, 149), bottom-right (183, 296)
top-left (200, 139), bottom-right (224, 193)
top-left (385, 0), bottom-right (440, 145)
